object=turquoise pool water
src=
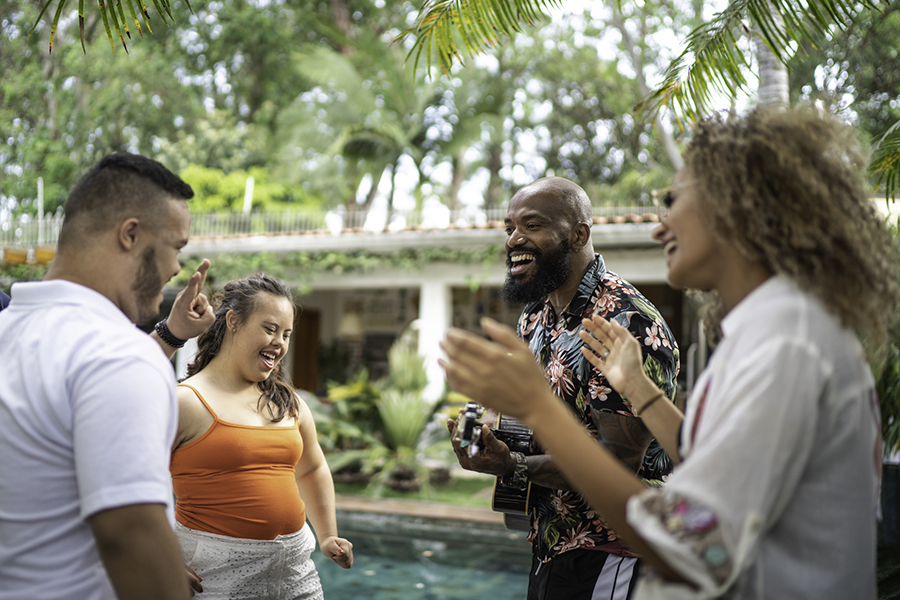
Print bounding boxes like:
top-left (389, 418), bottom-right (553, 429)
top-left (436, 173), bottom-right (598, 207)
top-left (312, 509), bottom-right (531, 599)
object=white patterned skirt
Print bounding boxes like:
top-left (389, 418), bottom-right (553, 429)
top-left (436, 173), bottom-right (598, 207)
top-left (175, 522), bottom-right (324, 600)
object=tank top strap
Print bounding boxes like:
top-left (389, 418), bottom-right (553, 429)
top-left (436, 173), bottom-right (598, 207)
top-left (177, 383), bottom-right (220, 421)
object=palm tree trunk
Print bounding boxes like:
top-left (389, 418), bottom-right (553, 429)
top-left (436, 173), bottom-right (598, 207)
top-left (385, 162), bottom-right (397, 231)
top-left (330, 0), bottom-right (354, 54)
top-left (753, 6), bottom-right (789, 106)
top-left (485, 142), bottom-right (503, 211)
top-left (449, 153), bottom-right (466, 213)
top-left (609, 2), bottom-right (682, 169)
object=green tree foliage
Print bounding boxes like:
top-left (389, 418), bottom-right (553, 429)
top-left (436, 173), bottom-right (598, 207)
top-left (509, 14), bottom-right (682, 204)
top-left (1, 1), bottom-right (200, 216)
top-left (878, 219), bottom-right (900, 457)
top-left (403, 0), bottom-right (900, 198)
top-left (174, 246), bottom-right (505, 292)
top-left (788, 6), bottom-right (900, 197)
top-left (278, 35), bottom-right (439, 214)
top-left (5, 0), bottom-right (691, 222)
top-left (180, 164), bottom-right (319, 213)
top-left (10, 0), bottom-right (900, 218)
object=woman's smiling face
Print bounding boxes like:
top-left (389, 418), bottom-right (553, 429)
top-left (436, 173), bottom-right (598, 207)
top-left (653, 167), bottom-right (729, 292)
top-left (228, 293), bottom-right (294, 382)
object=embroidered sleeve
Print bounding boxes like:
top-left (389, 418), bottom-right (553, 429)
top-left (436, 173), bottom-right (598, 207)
top-left (628, 490), bottom-right (733, 590)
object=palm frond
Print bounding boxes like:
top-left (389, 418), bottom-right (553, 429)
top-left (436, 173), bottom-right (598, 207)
top-left (117, 0), bottom-right (132, 40)
top-left (637, 1), bottom-right (749, 124)
top-left (871, 120), bottom-right (900, 202)
top-left (399, 0), bottom-right (563, 75)
top-left (106, 0), bottom-right (127, 50)
top-left (29, 0), bottom-right (180, 52)
top-left (293, 46), bottom-right (378, 119)
top-left (49, 0), bottom-right (70, 52)
top-left (640, 0), bottom-right (877, 123)
top-left (27, 0), bottom-right (59, 46)
top-left (78, 0), bottom-right (85, 51)
top-left (135, 0), bottom-right (154, 34)
top-left (331, 122), bottom-right (410, 161)
top-left (98, 0), bottom-right (115, 51)
top-left (123, 0), bottom-right (144, 39)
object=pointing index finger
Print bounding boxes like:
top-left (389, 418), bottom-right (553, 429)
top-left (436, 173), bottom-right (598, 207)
top-left (186, 259), bottom-right (211, 300)
top-left (195, 259), bottom-right (210, 289)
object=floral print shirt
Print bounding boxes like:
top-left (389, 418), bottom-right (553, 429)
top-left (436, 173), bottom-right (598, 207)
top-left (518, 254), bottom-right (680, 563)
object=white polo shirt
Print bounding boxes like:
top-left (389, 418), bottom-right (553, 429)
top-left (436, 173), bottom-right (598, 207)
top-left (0, 280), bottom-right (178, 600)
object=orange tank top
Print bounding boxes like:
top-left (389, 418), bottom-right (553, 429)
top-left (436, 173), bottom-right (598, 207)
top-left (170, 384), bottom-right (306, 540)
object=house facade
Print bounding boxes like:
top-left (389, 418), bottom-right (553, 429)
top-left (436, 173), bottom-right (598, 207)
top-left (173, 213), bottom-right (706, 403)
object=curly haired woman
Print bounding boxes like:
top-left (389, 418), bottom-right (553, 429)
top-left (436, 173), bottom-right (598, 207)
top-left (171, 274), bottom-right (352, 599)
top-left (441, 105), bottom-right (900, 599)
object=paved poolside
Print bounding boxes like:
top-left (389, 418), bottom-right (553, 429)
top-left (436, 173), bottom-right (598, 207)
top-left (335, 494), bottom-right (504, 525)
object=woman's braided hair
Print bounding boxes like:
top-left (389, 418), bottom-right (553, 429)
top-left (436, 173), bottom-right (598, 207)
top-left (186, 273), bottom-right (300, 422)
top-left (684, 105), bottom-right (900, 351)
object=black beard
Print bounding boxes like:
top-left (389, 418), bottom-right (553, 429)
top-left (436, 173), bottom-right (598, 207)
top-left (132, 246), bottom-right (164, 326)
top-left (501, 238), bottom-right (571, 305)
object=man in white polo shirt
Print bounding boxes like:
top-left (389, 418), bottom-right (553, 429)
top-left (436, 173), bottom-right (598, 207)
top-left (0, 154), bottom-right (214, 600)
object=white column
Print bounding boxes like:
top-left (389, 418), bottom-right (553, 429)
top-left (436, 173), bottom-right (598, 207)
top-left (418, 280), bottom-right (452, 402)
top-left (175, 337), bottom-right (199, 381)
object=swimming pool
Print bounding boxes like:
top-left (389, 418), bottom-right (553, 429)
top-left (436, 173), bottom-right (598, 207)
top-left (312, 506), bottom-right (531, 599)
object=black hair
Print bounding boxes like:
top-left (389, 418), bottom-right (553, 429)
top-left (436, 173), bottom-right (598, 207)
top-left (58, 153), bottom-right (194, 248)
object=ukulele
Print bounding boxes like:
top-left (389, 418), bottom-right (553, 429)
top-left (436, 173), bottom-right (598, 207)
top-left (458, 402), bottom-right (537, 531)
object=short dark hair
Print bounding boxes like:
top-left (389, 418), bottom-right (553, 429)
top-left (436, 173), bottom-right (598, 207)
top-left (58, 153), bottom-right (194, 249)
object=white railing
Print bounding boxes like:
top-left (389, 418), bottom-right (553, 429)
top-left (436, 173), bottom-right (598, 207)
top-left (1, 205), bottom-right (659, 249)
top-left (1, 214), bottom-right (65, 250)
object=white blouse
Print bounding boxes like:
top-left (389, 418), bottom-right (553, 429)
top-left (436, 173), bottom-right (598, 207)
top-left (628, 276), bottom-right (880, 599)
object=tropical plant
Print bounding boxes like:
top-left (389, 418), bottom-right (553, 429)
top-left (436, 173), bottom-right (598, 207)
top-left (316, 332), bottom-right (450, 495)
top-left (277, 32), bottom-right (441, 221)
top-left (401, 0), bottom-right (900, 198)
top-left (878, 218), bottom-right (900, 457)
top-left (315, 368), bottom-right (383, 453)
top-left (879, 343), bottom-right (900, 456)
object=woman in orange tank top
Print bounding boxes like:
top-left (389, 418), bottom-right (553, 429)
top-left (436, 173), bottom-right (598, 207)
top-left (171, 274), bottom-right (352, 599)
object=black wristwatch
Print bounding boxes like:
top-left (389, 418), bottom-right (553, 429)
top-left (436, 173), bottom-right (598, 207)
top-left (500, 451), bottom-right (528, 488)
top-left (154, 318), bottom-right (188, 348)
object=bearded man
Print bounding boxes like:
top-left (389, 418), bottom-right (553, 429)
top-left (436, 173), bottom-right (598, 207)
top-left (448, 177), bottom-right (679, 600)
top-left (0, 154), bottom-right (214, 600)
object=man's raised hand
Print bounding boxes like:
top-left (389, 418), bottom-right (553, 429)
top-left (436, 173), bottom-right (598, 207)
top-left (166, 259), bottom-right (215, 341)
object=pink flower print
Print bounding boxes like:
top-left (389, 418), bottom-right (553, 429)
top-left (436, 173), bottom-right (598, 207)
top-left (603, 275), bottom-right (622, 290)
top-left (521, 313), bottom-right (540, 336)
top-left (655, 321), bottom-right (672, 348)
top-left (593, 514), bottom-right (618, 540)
top-left (550, 491), bottom-right (578, 518)
top-left (592, 293), bottom-right (618, 318)
top-left (589, 379), bottom-right (612, 403)
top-left (541, 310), bottom-right (553, 327)
top-left (546, 349), bottom-right (568, 395)
top-left (554, 522), bottom-right (596, 554)
top-left (644, 323), bottom-right (662, 351)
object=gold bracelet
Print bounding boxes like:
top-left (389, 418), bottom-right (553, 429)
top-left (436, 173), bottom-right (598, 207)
top-left (636, 392), bottom-right (665, 417)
